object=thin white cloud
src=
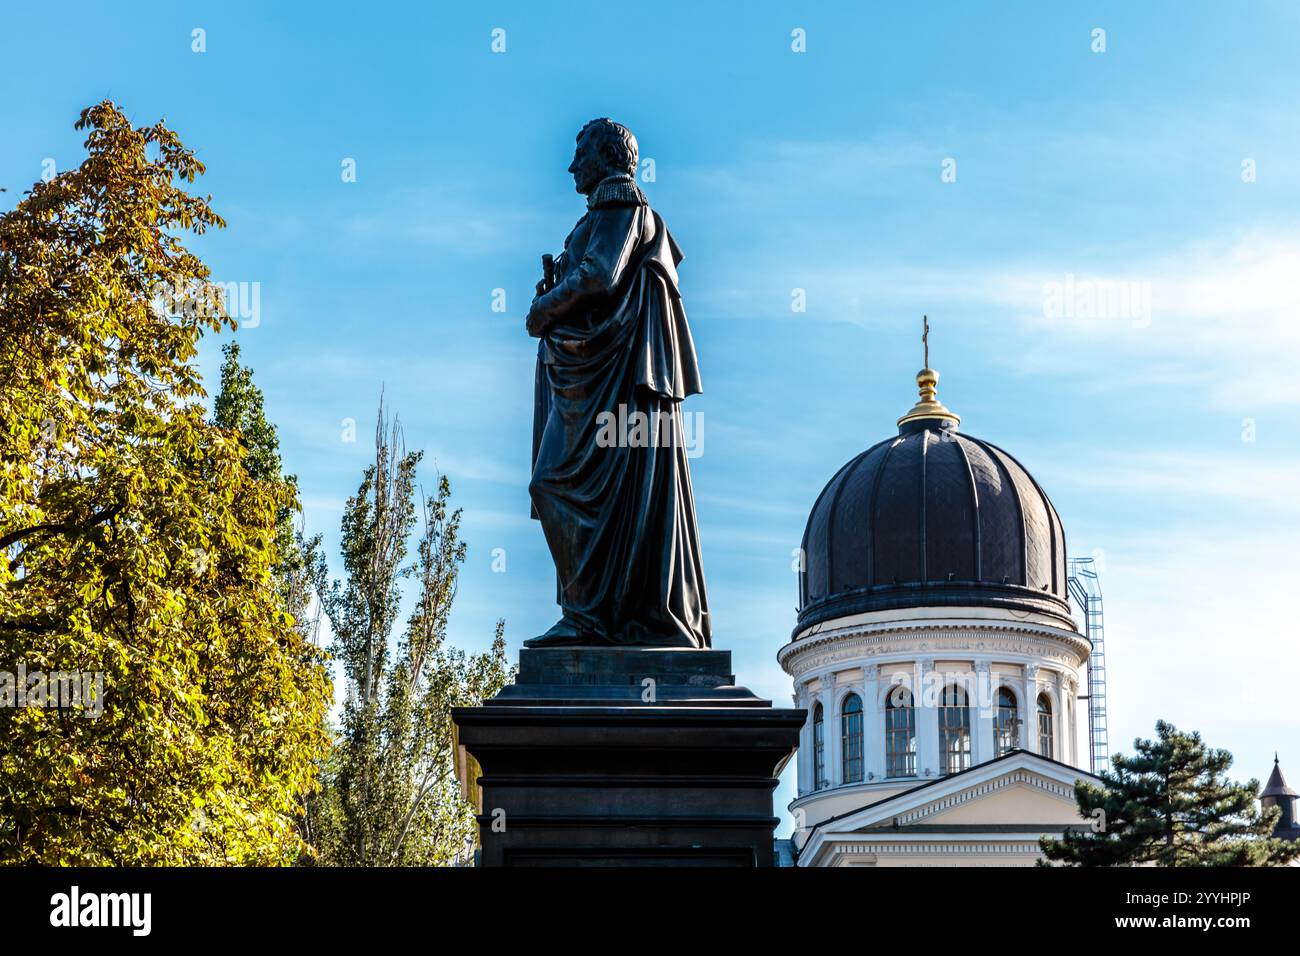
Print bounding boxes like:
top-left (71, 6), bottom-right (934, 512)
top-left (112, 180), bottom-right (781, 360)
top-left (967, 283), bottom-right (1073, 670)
top-left (1039, 446), bottom-right (1300, 514)
top-left (707, 226), bottom-right (1300, 410)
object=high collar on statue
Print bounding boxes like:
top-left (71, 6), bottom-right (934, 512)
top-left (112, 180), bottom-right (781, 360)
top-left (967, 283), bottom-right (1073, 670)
top-left (587, 173), bottom-right (646, 209)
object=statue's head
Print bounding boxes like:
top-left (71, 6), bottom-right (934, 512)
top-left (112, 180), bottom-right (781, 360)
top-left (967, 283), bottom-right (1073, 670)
top-left (568, 118), bottom-right (638, 195)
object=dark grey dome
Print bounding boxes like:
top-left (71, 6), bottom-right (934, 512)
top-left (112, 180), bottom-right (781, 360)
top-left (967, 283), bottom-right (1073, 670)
top-left (797, 370), bottom-right (1071, 633)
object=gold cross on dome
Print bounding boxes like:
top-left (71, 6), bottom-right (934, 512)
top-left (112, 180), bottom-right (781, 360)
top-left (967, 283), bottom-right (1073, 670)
top-left (922, 314), bottom-right (930, 368)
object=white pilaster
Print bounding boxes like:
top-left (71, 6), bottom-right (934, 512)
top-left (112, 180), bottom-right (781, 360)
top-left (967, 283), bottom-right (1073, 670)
top-left (823, 672), bottom-right (841, 787)
top-left (1054, 671), bottom-right (1068, 766)
top-left (916, 657), bottom-right (938, 777)
top-left (863, 665), bottom-right (883, 781)
top-left (972, 660), bottom-right (993, 765)
top-left (1064, 673), bottom-right (1078, 767)
top-left (1021, 664), bottom-right (1039, 754)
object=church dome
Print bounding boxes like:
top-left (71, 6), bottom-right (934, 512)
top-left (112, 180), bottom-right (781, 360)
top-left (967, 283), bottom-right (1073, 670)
top-left (797, 367), bottom-right (1071, 633)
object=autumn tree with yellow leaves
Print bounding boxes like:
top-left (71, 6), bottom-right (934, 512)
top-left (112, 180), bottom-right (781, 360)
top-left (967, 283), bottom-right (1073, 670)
top-left (0, 103), bottom-right (331, 864)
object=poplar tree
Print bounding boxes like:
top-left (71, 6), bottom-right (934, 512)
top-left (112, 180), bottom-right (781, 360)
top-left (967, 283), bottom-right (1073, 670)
top-left (309, 405), bottom-right (512, 866)
top-left (1041, 720), bottom-right (1300, 866)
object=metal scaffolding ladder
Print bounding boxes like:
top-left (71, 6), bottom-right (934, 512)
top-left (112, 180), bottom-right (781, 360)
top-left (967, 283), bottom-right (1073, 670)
top-left (1067, 557), bottom-right (1109, 775)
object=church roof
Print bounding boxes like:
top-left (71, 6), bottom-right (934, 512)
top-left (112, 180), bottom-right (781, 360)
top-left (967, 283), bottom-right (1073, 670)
top-left (797, 365), bottom-right (1072, 634)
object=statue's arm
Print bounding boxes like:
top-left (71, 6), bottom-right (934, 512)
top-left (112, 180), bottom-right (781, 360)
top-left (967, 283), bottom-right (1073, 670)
top-left (527, 206), bottom-right (640, 335)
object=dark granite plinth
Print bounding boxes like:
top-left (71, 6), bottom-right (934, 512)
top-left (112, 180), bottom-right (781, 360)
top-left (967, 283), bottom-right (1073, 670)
top-left (451, 647), bottom-right (803, 867)
top-left (489, 646), bottom-right (766, 706)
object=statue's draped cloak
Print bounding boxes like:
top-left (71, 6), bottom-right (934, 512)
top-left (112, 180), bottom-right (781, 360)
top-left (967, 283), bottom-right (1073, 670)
top-left (529, 183), bottom-right (710, 648)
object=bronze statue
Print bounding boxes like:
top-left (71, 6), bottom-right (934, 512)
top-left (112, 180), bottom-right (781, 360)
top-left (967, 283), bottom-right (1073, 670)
top-left (524, 119), bottom-right (711, 649)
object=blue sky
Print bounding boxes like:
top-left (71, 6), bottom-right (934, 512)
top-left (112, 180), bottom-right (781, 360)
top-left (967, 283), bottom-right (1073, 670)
top-left (5, 1), bottom-right (1300, 831)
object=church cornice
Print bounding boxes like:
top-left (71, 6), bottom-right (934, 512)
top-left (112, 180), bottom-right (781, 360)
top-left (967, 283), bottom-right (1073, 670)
top-left (778, 618), bottom-right (1089, 681)
top-left (813, 839), bottom-right (1049, 865)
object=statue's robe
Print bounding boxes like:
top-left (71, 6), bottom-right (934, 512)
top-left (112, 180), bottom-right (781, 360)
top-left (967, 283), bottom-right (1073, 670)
top-left (529, 174), bottom-right (711, 648)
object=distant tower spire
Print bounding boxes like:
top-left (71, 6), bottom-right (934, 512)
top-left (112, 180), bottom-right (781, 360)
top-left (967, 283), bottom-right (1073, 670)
top-left (1262, 755), bottom-right (1298, 835)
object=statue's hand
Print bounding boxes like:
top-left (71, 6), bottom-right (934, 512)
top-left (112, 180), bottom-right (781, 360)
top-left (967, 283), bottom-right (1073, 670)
top-left (526, 301), bottom-right (550, 338)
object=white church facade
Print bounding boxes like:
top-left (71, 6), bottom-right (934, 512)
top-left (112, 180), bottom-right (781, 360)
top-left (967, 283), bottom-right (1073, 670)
top-left (781, 362), bottom-right (1101, 866)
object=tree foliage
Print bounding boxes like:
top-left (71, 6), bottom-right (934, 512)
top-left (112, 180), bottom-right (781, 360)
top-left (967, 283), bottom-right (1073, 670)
top-left (209, 341), bottom-right (337, 855)
top-left (211, 342), bottom-right (323, 635)
top-left (306, 404), bottom-right (512, 866)
top-left (1041, 720), bottom-right (1300, 866)
top-left (0, 102), bottom-right (330, 864)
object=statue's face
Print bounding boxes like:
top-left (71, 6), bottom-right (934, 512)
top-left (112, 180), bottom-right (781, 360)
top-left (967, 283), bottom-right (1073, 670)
top-left (567, 130), bottom-right (607, 195)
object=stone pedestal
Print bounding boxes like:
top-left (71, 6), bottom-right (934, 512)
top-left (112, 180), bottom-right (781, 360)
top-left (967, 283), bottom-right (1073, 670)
top-left (451, 647), bottom-right (803, 867)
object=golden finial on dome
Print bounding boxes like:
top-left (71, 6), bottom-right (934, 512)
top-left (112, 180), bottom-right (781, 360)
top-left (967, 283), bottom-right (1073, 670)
top-left (897, 315), bottom-right (961, 429)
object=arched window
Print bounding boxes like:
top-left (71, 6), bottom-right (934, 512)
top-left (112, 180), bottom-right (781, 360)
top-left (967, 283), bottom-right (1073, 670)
top-left (841, 693), bottom-right (864, 783)
top-left (885, 686), bottom-right (916, 778)
top-left (1037, 694), bottom-right (1054, 759)
top-left (939, 684), bottom-right (972, 774)
top-left (813, 703), bottom-right (825, 788)
top-left (993, 687), bottom-right (1019, 757)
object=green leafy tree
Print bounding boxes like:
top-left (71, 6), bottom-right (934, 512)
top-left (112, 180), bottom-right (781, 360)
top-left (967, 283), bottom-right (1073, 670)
top-left (210, 341), bottom-right (337, 855)
top-left (211, 342), bottom-right (323, 634)
top-left (0, 102), bottom-right (330, 864)
top-left (308, 404), bottom-right (512, 866)
top-left (212, 343), bottom-right (296, 578)
top-left (1041, 720), bottom-right (1300, 866)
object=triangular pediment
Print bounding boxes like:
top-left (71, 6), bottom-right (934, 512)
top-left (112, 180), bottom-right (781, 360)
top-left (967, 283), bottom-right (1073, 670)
top-left (860, 773), bottom-right (1082, 829)
top-left (818, 752), bottom-right (1096, 835)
